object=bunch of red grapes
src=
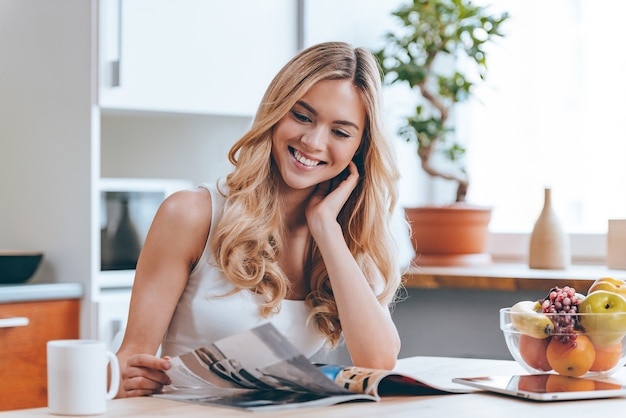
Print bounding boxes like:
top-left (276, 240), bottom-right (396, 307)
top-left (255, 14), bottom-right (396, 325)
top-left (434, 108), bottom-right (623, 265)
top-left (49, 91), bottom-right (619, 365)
top-left (540, 286), bottom-right (582, 344)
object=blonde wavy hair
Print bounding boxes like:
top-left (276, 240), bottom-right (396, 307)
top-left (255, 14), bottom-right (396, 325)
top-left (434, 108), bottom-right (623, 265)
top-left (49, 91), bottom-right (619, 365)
top-left (211, 42), bottom-right (402, 347)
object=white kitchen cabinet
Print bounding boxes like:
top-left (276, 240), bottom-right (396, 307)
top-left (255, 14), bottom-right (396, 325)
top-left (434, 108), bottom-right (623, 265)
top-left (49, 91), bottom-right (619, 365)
top-left (303, 0), bottom-right (403, 50)
top-left (99, 0), bottom-right (298, 116)
top-left (97, 289), bottom-right (132, 352)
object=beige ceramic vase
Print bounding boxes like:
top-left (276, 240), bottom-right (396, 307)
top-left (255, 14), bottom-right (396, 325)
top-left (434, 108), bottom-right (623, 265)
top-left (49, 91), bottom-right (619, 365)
top-left (528, 188), bottom-right (570, 269)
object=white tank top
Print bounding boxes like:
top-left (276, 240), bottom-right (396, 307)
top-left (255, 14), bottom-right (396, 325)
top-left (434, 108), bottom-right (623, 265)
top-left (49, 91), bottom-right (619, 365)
top-left (161, 182), bottom-right (326, 358)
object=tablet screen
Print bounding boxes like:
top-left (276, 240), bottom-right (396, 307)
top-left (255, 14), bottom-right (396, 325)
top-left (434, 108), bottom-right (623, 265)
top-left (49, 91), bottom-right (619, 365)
top-left (452, 374), bottom-right (626, 401)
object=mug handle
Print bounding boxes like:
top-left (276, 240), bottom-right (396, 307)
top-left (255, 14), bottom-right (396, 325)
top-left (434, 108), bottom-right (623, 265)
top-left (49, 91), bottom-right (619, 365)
top-left (106, 351), bottom-right (120, 400)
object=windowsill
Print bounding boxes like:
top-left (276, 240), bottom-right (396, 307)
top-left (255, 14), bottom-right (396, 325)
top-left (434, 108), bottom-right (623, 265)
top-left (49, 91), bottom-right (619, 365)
top-left (403, 262), bottom-right (626, 292)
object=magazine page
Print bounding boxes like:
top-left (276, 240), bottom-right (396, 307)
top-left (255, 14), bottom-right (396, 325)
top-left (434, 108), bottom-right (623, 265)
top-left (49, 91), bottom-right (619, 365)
top-left (156, 323), bottom-right (462, 411)
top-left (392, 356), bottom-right (497, 394)
top-left (158, 388), bottom-right (376, 412)
top-left (155, 323), bottom-right (376, 410)
top-left (317, 364), bottom-right (466, 397)
top-left (163, 323), bottom-right (355, 394)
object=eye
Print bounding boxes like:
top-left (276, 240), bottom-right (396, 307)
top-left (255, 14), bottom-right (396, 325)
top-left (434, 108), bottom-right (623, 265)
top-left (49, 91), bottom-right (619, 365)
top-left (332, 129), bottom-right (351, 138)
top-left (292, 111), bottom-right (311, 123)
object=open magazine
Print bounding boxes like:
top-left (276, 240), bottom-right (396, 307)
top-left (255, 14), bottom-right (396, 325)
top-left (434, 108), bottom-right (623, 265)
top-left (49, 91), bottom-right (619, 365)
top-left (154, 323), bottom-right (465, 411)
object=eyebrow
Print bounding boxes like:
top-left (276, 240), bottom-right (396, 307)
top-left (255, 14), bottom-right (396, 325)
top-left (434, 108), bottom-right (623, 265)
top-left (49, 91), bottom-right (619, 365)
top-left (296, 100), bottom-right (362, 131)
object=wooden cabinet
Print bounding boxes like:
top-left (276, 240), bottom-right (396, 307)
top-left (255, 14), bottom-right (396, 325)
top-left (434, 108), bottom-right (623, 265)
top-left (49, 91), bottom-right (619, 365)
top-left (0, 299), bottom-right (80, 411)
top-left (99, 0), bottom-right (298, 116)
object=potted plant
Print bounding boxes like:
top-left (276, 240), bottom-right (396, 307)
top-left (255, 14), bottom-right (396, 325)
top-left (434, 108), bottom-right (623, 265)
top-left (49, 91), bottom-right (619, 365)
top-left (374, 0), bottom-right (509, 266)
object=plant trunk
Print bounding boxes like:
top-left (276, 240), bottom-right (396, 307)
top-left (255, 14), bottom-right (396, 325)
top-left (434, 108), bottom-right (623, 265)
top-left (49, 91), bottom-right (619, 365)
top-left (417, 144), bottom-right (469, 202)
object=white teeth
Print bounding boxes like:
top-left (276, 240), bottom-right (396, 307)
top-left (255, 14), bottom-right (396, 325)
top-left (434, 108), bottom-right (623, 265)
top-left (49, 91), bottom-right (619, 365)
top-left (293, 149), bottom-right (320, 167)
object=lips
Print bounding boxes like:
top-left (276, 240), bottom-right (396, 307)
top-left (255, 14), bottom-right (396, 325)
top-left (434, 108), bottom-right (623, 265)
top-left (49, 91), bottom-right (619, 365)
top-left (290, 147), bottom-right (325, 167)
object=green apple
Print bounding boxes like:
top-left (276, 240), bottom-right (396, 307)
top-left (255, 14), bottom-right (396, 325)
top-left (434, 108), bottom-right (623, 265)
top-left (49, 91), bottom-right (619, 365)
top-left (587, 277), bottom-right (626, 297)
top-left (579, 290), bottom-right (626, 346)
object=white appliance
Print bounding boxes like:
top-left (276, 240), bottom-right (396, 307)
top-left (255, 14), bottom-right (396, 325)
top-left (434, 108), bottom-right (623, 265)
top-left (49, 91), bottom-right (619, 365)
top-left (96, 177), bottom-right (193, 350)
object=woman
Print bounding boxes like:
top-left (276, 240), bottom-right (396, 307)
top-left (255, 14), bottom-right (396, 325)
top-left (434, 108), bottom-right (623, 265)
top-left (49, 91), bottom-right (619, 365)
top-left (115, 41), bottom-right (404, 398)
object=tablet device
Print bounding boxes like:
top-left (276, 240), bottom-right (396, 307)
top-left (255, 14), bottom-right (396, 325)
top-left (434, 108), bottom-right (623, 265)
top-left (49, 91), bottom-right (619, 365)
top-left (452, 374), bottom-right (626, 401)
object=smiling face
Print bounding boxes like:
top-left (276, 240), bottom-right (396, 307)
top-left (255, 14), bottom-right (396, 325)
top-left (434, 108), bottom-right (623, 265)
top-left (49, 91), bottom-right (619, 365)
top-left (271, 79), bottom-right (366, 192)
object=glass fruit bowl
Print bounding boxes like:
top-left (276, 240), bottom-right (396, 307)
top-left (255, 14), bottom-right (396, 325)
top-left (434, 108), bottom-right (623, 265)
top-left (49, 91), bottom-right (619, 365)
top-left (500, 307), bottom-right (626, 378)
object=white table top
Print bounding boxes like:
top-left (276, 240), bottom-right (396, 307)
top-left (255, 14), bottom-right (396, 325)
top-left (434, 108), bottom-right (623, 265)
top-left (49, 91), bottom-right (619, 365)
top-left (3, 356), bottom-right (625, 417)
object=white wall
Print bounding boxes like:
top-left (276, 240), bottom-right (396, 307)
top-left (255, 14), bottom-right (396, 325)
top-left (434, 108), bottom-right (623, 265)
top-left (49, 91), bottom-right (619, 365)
top-left (0, 0), bottom-right (96, 338)
top-left (0, 0), bottom-right (94, 287)
top-left (100, 110), bottom-right (251, 185)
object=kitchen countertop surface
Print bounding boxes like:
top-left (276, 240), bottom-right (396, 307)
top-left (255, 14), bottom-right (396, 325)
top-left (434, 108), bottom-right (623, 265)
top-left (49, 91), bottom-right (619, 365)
top-left (403, 262), bottom-right (626, 292)
top-left (0, 282), bottom-right (83, 303)
top-left (1, 263), bottom-right (623, 303)
top-left (3, 356), bottom-right (626, 417)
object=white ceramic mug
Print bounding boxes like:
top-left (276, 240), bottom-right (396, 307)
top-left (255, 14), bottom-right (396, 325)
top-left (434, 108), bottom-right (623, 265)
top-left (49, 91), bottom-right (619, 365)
top-left (47, 340), bottom-right (120, 415)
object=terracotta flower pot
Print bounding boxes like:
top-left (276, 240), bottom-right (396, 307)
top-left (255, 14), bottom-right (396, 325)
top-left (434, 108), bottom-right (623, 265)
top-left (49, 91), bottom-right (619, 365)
top-left (405, 204), bottom-right (492, 267)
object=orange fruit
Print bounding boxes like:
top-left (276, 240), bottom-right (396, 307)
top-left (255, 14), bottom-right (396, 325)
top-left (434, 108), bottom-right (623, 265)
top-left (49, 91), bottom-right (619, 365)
top-left (546, 335), bottom-right (596, 377)
top-left (545, 374), bottom-right (595, 392)
top-left (519, 334), bottom-right (552, 371)
top-left (590, 341), bottom-right (622, 372)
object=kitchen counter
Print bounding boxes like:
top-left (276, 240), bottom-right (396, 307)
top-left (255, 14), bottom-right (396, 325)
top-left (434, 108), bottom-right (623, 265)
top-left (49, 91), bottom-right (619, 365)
top-left (0, 283), bottom-right (83, 303)
top-left (4, 264), bottom-right (612, 301)
top-left (2, 356), bottom-right (625, 417)
top-left (403, 262), bottom-right (626, 292)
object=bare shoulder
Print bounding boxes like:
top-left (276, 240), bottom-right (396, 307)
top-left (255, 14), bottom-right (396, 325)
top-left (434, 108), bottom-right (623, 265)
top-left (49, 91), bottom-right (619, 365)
top-left (159, 187), bottom-right (212, 221)
top-left (151, 187), bottom-right (213, 256)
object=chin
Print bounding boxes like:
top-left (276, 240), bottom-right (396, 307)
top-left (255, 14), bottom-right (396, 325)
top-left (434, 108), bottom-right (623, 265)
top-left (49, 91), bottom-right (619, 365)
top-left (278, 176), bottom-right (317, 191)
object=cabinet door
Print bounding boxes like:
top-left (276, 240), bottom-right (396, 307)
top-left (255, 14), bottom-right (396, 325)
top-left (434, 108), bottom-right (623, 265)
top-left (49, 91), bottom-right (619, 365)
top-left (303, 0), bottom-right (403, 49)
top-left (99, 0), bottom-right (298, 116)
top-left (97, 289), bottom-right (132, 353)
top-left (0, 300), bottom-right (80, 411)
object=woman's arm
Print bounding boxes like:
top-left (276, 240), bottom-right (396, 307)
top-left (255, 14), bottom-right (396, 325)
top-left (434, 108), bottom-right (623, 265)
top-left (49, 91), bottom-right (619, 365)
top-left (306, 162), bottom-right (401, 370)
top-left (115, 187), bottom-right (212, 397)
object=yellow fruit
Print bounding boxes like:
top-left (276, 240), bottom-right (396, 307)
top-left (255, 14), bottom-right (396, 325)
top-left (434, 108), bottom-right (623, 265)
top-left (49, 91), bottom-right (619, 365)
top-left (510, 301), bottom-right (553, 339)
top-left (587, 277), bottom-right (626, 297)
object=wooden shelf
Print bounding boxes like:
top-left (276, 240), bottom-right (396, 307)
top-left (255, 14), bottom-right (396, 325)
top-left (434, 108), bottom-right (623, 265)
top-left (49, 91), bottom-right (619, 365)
top-left (402, 263), bottom-right (626, 292)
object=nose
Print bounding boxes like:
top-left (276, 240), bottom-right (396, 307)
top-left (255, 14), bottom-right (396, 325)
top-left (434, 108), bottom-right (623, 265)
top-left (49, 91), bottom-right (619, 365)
top-left (300, 126), bottom-right (325, 151)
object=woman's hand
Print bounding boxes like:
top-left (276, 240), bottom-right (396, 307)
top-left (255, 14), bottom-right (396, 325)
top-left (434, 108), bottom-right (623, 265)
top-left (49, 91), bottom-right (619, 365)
top-left (118, 353), bottom-right (172, 398)
top-left (305, 161), bottom-right (360, 235)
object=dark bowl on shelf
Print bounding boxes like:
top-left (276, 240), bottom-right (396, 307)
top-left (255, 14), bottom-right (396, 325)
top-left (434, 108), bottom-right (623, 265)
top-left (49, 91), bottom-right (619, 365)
top-left (0, 251), bottom-right (44, 284)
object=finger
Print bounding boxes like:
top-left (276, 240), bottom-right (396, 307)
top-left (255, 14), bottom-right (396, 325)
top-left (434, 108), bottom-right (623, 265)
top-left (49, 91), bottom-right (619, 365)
top-left (126, 367), bottom-right (172, 385)
top-left (314, 180), bottom-right (332, 197)
top-left (327, 162), bottom-right (360, 199)
top-left (122, 368), bottom-right (171, 397)
top-left (125, 355), bottom-right (172, 386)
top-left (344, 160), bottom-right (360, 184)
top-left (125, 389), bottom-right (159, 398)
top-left (124, 373), bottom-right (167, 392)
top-left (123, 382), bottom-right (165, 398)
top-left (128, 353), bottom-right (172, 371)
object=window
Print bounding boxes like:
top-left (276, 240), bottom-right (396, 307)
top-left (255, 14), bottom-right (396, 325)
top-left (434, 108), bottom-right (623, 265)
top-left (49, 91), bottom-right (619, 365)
top-left (458, 0), bottom-right (626, 262)
top-left (464, 0), bottom-right (626, 230)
